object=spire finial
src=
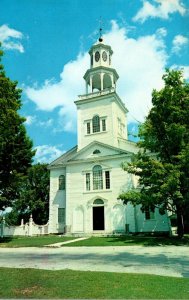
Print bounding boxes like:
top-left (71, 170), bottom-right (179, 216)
top-left (99, 17), bottom-right (103, 42)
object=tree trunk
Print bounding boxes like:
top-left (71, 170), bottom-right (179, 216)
top-left (176, 207), bottom-right (184, 238)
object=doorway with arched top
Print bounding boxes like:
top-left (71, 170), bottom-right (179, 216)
top-left (93, 199), bottom-right (104, 230)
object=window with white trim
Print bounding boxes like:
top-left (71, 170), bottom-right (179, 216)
top-left (93, 165), bottom-right (103, 190)
top-left (58, 208), bottom-right (65, 223)
top-left (102, 119), bottom-right (106, 131)
top-left (84, 165), bottom-right (111, 191)
top-left (86, 173), bottom-right (90, 191)
top-left (85, 116), bottom-right (107, 135)
top-left (87, 122), bottom-right (91, 134)
top-left (59, 175), bottom-right (65, 190)
top-left (92, 115), bottom-right (100, 133)
top-left (105, 171), bottom-right (110, 189)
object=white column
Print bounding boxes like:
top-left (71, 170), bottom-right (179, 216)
top-left (111, 74), bottom-right (114, 88)
top-left (100, 73), bottom-right (104, 91)
top-left (85, 82), bottom-right (88, 94)
top-left (90, 75), bottom-right (93, 93)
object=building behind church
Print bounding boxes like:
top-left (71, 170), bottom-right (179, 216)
top-left (48, 37), bottom-right (170, 235)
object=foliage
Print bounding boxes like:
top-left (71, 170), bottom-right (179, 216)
top-left (119, 69), bottom-right (189, 237)
top-left (0, 46), bottom-right (35, 210)
top-left (6, 163), bottom-right (50, 225)
top-left (0, 268), bottom-right (189, 299)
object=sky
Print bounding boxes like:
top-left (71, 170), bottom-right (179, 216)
top-left (0, 0), bottom-right (189, 163)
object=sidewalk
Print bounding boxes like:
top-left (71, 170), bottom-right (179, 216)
top-left (0, 245), bottom-right (188, 277)
top-left (46, 237), bottom-right (89, 247)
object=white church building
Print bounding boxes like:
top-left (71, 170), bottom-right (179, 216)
top-left (48, 37), bottom-right (170, 235)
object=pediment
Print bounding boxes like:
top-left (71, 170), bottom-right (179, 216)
top-left (48, 146), bottom-right (77, 167)
top-left (68, 141), bottom-right (131, 162)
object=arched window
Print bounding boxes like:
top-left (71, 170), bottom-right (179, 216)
top-left (93, 199), bottom-right (104, 205)
top-left (93, 149), bottom-right (101, 154)
top-left (92, 115), bottom-right (100, 133)
top-left (93, 165), bottom-right (103, 190)
top-left (59, 175), bottom-right (65, 190)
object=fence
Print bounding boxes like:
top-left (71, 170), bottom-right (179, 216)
top-left (0, 215), bottom-right (49, 237)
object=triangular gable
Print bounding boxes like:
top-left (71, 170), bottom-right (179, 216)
top-left (68, 141), bottom-right (132, 162)
top-left (48, 146), bottom-right (77, 167)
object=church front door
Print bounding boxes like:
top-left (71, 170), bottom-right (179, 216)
top-left (93, 206), bottom-right (104, 230)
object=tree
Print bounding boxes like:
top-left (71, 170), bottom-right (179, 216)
top-left (119, 69), bottom-right (189, 238)
top-left (8, 163), bottom-right (50, 225)
top-left (0, 46), bottom-right (35, 210)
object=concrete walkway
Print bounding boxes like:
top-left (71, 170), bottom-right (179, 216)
top-left (0, 245), bottom-right (188, 278)
top-left (46, 237), bottom-right (89, 247)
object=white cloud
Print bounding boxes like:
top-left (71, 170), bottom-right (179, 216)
top-left (25, 115), bottom-right (53, 128)
top-left (133, 0), bottom-right (186, 23)
top-left (104, 21), bottom-right (167, 122)
top-left (25, 54), bottom-right (88, 111)
top-left (182, 66), bottom-right (189, 79)
top-left (25, 115), bottom-right (37, 125)
top-left (172, 64), bottom-right (189, 79)
top-left (25, 21), bottom-right (168, 129)
top-left (34, 145), bottom-right (65, 163)
top-left (172, 34), bottom-right (189, 54)
top-left (39, 118), bottom-right (53, 128)
top-left (0, 24), bottom-right (24, 53)
top-left (25, 53), bottom-right (88, 133)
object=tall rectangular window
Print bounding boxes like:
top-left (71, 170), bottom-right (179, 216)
top-left (87, 122), bottom-right (90, 134)
top-left (86, 173), bottom-right (90, 191)
top-left (59, 175), bottom-right (65, 190)
top-left (93, 165), bottom-right (103, 190)
top-left (58, 208), bottom-right (65, 223)
top-left (105, 171), bottom-right (110, 189)
top-left (92, 115), bottom-right (100, 133)
top-left (102, 119), bottom-right (106, 131)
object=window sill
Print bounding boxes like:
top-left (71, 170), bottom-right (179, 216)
top-left (85, 131), bottom-right (107, 136)
top-left (83, 189), bottom-right (112, 194)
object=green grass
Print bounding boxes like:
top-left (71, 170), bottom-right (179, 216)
top-left (62, 235), bottom-right (189, 247)
top-left (1, 235), bottom-right (189, 248)
top-left (0, 268), bottom-right (188, 299)
top-left (0, 235), bottom-right (76, 247)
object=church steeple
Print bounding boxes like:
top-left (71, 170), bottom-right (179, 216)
top-left (83, 38), bottom-right (119, 94)
top-left (75, 37), bottom-right (128, 151)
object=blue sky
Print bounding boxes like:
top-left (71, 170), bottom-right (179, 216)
top-left (1, 0), bottom-right (189, 163)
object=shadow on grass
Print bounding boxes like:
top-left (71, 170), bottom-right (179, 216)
top-left (0, 236), bottom-right (14, 245)
top-left (0, 237), bottom-right (13, 244)
top-left (106, 235), bottom-right (189, 246)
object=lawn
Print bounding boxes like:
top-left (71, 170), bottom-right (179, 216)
top-left (0, 235), bottom-right (189, 248)
top-left (0, 268), bottom-right (188, 299)
top-left (0, 235), bottom-right (76, 247)
top-left (62, 235), bottom-right (189, 247)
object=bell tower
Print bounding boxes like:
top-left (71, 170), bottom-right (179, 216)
top-left (84, 37), bottom-right (119, 93)
top-left (75, 31), bottom-right (128, 151)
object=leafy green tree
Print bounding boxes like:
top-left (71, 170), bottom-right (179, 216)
top-left (119, 69), bottom-right (189, 238)
top-left (9, 163), bottom-right (50, 225)
top-left (0, 46), bottom-right (35, 210)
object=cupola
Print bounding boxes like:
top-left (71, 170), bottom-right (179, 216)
top-left (83, 37), bottom-right (119, 94)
